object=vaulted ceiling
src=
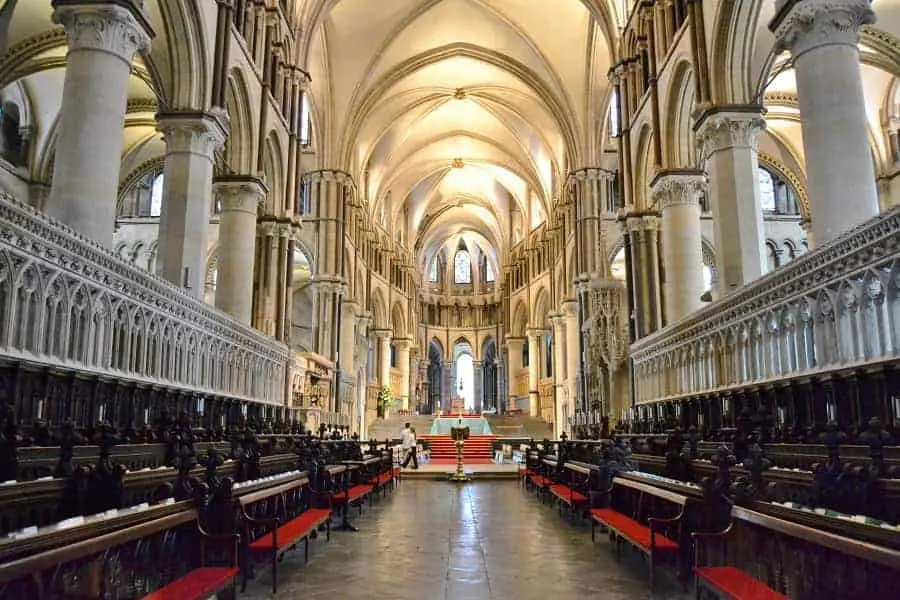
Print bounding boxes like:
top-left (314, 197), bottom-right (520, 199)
top-left (301, 0), bottom-right (623, 274)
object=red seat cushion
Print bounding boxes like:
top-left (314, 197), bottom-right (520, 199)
top-left (528, 474), bottom-right (551, 486)
top-left (549, 484), bottom-right (587, 504)
top-left (695, 567), bottom-right (787, 600)
top-left (332, 484), bottom-right (374, 504)
top-left (589, 508), bottom-right (678, 551)
top-left (141, 567), bottom-right (238, 600)
top-left (368, 473), bottom-right (392, 486)
top-left (249, 508), bottom-right (332, 551)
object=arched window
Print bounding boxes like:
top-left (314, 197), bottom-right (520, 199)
top-left (608, 89), bottom-right (620, 138)
top-left (454, 249), bottom-right (471, 284)
top-left (485, 260), bottom-right (495, 282)
top-left (427, 258), bottom-right (438, 282)
top-left (758, 168), bottom-right (776, 212)
top-left (149, 173), bottom-right (164, 217)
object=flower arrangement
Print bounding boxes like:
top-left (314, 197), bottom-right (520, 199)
top-left (377, 385), bottom-right (393, 416)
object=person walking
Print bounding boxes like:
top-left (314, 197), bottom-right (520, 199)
top-left (401, 422), bottom-right (419, 469)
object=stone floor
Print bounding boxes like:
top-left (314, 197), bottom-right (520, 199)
top-left (242, 481), bottom-right (692, 599)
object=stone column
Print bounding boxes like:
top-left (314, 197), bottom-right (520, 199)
top-left (442, 361), bottom-right (454, 413)
top-left (376, 331), bottom-right (392, 390)
top-left (651, 170), bottom-right (706, 323)
top-left (527, 330), bottom-right (541, 417)
top-left (156, 112), bottom-right (227, 297)
top-left (46, 1), bottom-right (152, 245)
top-left (253, 222), bottom-right (279, 336)
top-left (395, 339), bottom-right (411, 411)
top-left (340, 300), bottom-right (358, 376)
top-left (563, 301), bottom-right (580, 434)
top-left (771, 0), bottom-right (879, 243)
top-left (626, 215), bottom-right (663, 337)
top-left (695, 107), bottom-right (766, 294)
top-left (213, 176), bottom-right (265, 323)
top-left (506, 337), bottom-right (524, 411)
top-left (472, 362), bottom-right (483, 413)
top-left (550, 313), bottom-right (567, 437)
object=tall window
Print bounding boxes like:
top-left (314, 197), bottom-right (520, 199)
top-left (149, 173), bottom-right (164, 217)
top-left (428, 258), bottom-right (438, 282)
top-left (485, 260), bottom-right (495, 282)
top-left (758, 168), bottom-right (776, 212)
top-left (300, 95), bottom-right (311, 146)
top-left (609, 88), bottom-right (620, 138)
top-left (454, 250), bottom-right (471, 283)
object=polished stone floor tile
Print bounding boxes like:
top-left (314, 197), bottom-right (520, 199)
top-left (241, 481), bottom-right (692, 599)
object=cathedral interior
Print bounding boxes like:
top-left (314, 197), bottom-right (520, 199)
top-left (0, 0), bottom-right (898, 598)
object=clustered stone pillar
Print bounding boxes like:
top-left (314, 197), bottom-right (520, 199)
top-left (47, 1), bottom-right (153, 245)
top-left (505, 337), bottom-right (524, 411)
top-left (695, 107), bottom-right (766, 294)
top-left (625, 215), bottom-right (663, 337)
top-left (771, 0), bottom-right (879, 243)
top-left (570, 168), bottom-right (615, 277)
top-left (651, 170), bottom-right (706, 323)
top-left (396, 339), bottom-right (411, 411)
top-left (526, 330), bottom-right (541, 417)
top-left (563, 301), bottom-right (580, 433)
top-left (550, 312), bottom-right (567, 437)
top-left (340, 300), bottom-right (358, 376)
top-left (442, 360), bottom-right (454, 412)
top-left (156, 112), bottom-right (227, 297)
top-left (252, 221), bottom-right (279, 336)
top-left (214, 176), bottom-right (266, 323)
top-left (376, 330), bottom-right (392, 391)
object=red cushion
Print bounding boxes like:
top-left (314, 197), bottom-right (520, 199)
top-left (141, 567), bottom-right (238, 600)
top-left (549, 484), bottom-right (587, 504)
top-left (528, 474), bottom-right (551, 486)
top-left (249, 509), bottom-right (332, 551)
top-left (695, 567), bottom-right (787, 600)
top-left (332, 484), bottom-right (374, 504)
top-left (589, 508), bottom-right (678, 551)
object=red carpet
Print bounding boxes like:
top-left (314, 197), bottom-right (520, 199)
top-left (421, 434), bottom-right (497, 462)
top-left (427, 458), bottom-right (496, 465)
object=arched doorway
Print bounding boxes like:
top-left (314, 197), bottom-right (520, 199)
top-left (453, 339), bottom-right (474, 411)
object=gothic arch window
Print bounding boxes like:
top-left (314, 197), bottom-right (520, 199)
top-left (608, 89), bottom-right (620, 139)
top-left (428, 257), bottom-right (438, 282)
top-left (485, 260), bottom-right (495, 282)
top-left (454, 248), bottom-right (471, 284)
top-left (118, 167), bottom-right (164, 219)
top-left (759, 166), bottom-right (800, 216)
top-left (300, 94), bottom-right (312, 147)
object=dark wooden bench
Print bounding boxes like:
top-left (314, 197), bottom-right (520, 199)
top-left (546, 460), bottom-right (590, 521)
top-left (230, 471), bottom-right (330, 593)
top-left (316, 464), bottom-right (373, 532)
top-left (694, 504), bottom-right (900, 599)
top-left (591, 474), bottom-right (689, 588)
top-left (0, 497), bottom-right (238, 600)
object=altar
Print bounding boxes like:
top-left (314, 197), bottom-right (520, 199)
top-left (429, 415), bottom-right (493, 435)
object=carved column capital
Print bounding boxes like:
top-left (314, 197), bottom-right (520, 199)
top-left (157, 110), bottom-right (228, 158)
top-left (626, 214), bottom-right (660, 234)
top-left (771, 0), bottom-right (875, 57)
top-left (214, 175), bottom-right (266, 214)
top-left (650, 170), bottom-right (707, 210)
top-left (695, 107), bottom-right (765, 159)
top-left (373, 328), bottom-right (393, 341)
top-left (52, 1), bottom-right (153, 63)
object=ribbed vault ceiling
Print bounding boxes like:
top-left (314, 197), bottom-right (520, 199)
top-left (302, 0), bottom-right (621, 274)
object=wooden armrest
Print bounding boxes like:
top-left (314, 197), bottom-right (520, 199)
top-left (648, 515), bottom-right (681, 526)
top-left (197, 524), bottom-right (241, 568)
top-left (692, 530), bottom-right (730, 540)
top-left (242, 514), bottom-right (279, 526)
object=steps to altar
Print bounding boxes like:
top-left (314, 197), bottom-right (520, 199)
top-left (419, 434), bottom-right (497, 464)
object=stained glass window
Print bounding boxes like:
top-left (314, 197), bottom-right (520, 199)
top-left (149, 174), bottom-right (164, 217)
top-left (758, 168), bottom-right (775, 212)
top-left (454, 250), bottom-right (471, 283)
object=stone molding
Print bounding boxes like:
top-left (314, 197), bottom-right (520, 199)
top-left (771, 0), bottom-right (875, 57)
top-left (53, 2), bottom-right (153, 64)
top-left (301, 169), bottom-right (354, 186)
top-left (157, 110), bottom-right (228, 158)
top-left (567, 167), bottom-right (616, 184)
top-left (650, 170), bottom-right (707, 210)
top-left (695, 109), bottom-right (765, 159)
top-left (214, 176), bottom-right (267, 215)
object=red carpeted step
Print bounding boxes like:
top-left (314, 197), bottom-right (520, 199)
top-left (420, 434), bottom-right (498, 461)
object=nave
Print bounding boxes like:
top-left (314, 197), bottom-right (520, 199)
top-left (242, 481), bottom-right (688, 600)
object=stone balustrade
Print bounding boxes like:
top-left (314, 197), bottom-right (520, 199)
top-left (630, 206), bottom-right (900, 404)
top-left (0, 191), bottom-right (289, 404)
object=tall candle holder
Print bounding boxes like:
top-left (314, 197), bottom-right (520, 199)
top-left (448, 420), bottom-right (471, 482)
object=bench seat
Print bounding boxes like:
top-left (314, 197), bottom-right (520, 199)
top-left (141, 567), bottom-right (239, 600)
top-left (528, 474), bottom-right (551, 487)
top-left (590, 508), bottom-right (678, 551)
top-left (694, 567), bottom-right (788, 600)
top-left (332, 484), bottom-right (374, 504)
top-left (550, 484), bottom-right (587, 505)
top-left (369, 472), bottom-right (393, 486)
top-left (248, 508), bottom-right (332, 552)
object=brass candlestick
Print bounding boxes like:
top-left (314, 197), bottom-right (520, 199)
top-left (448, 422), bottom-right (471, 482)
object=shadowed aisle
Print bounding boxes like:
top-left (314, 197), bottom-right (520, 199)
top-left (242, 481), bottom-right (691, 600)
